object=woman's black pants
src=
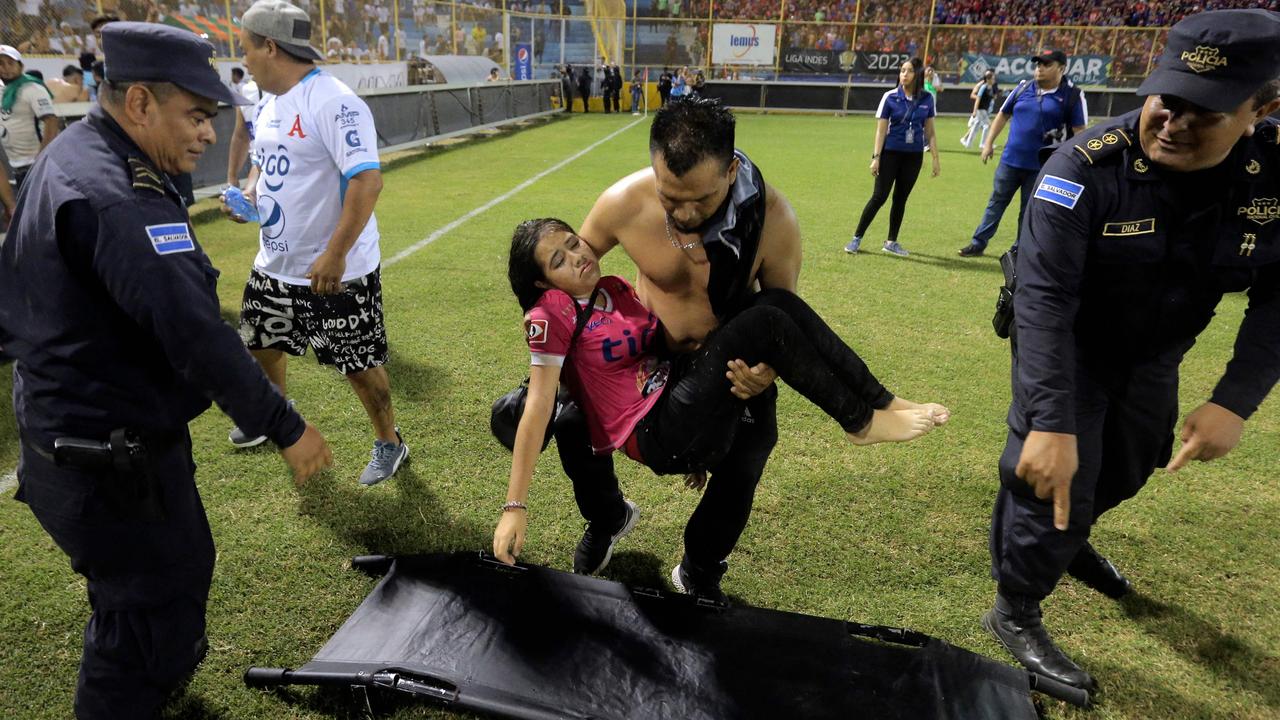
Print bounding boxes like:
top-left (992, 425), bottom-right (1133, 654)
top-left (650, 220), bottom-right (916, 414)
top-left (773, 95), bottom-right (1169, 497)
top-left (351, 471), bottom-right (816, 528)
top-left (853, 149), bottom-right (923, 243)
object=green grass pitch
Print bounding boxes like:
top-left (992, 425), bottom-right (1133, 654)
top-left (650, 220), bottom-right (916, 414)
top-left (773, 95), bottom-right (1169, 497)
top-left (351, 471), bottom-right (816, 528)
top-left (0, 112), bottom-right (1276, 719)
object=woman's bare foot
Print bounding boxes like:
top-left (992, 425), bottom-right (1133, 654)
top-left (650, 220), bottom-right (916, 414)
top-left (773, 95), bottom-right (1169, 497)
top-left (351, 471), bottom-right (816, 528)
top-left (888, 397), bottom-right (951, 425)
top-left (847, 408), bottom-right (935, 445)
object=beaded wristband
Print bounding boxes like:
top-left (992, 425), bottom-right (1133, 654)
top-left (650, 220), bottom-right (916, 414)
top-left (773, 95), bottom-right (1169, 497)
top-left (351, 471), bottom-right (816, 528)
top-left (502, 501), bottom-right (528, 512)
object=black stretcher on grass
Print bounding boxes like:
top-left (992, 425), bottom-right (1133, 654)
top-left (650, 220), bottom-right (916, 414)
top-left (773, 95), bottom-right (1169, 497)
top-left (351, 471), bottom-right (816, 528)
top-left (245, 552), bottom-right (1088, 718)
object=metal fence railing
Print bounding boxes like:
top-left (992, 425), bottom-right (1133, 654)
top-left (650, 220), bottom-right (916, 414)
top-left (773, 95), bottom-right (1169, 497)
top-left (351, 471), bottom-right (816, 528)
top-left (1, 0), bottom-right (1185, 87)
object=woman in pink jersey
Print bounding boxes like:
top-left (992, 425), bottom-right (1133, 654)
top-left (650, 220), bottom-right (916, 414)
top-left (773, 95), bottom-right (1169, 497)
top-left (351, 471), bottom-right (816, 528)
top-left (494, 218), bottom-right (948, 564)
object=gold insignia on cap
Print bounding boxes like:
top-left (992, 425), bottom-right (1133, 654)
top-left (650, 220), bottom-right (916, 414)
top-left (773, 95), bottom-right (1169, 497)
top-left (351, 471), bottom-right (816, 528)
top-left (1180, 45), bottom-right (1228, 74)
top-left (1087, 139), bottom-right (1104, 151)
top-left (1102, 133), bottom-right (1119, 145)
top-left (1133, 158), bottom-right (1149, 173)
top-left (1246, 159), bottom-right (1261, 175)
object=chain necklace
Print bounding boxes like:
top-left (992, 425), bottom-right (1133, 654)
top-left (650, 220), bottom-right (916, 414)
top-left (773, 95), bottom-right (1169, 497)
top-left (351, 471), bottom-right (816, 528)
top-left (665, 214), bottom-right (700, 250)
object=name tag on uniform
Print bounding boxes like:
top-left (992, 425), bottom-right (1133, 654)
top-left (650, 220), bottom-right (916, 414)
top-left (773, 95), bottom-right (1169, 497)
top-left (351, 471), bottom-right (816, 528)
top-left (1102, 218), bottom-right (1156, 236)
top-left (145, 223), bottom-right (195, 255)
top-left (1034, 175), bottom-right (1085, 210)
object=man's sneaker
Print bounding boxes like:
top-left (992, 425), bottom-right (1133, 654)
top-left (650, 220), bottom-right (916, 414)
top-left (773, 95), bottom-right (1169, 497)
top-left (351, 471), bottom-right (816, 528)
top-left (958, 243), bottom-right (985, 257)
top-left (228, 426), bottom-right (268, 448)
top-left (359, 428), bottom-right (409, 486)
top-left (670, 560), bottom-right (728, 604)
top-left (229, 399), bottom-right (294, 448)
top-left (844, 236), bottom-right (862, 254)
top-left (573, 499), bottom-right (640, 574)
top-left (882, 240), bottom-right (910, 257)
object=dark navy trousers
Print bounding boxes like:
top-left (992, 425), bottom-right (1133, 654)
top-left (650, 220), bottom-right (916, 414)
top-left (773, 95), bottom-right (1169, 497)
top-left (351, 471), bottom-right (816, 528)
top-left (17, 431), bottom-right (214, 720)
top-left (990, 348), bottom-right (1180, 599)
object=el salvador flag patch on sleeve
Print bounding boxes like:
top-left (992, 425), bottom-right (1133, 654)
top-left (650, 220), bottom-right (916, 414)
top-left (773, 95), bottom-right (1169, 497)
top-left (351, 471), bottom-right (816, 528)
top-left (1034, 175), bottom-right (1085, 210)
top-left (145, 223), bottom-right (195, 255)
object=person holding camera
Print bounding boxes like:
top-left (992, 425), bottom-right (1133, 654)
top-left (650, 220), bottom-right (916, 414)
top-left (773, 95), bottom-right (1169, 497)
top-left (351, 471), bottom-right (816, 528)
top-left (982, 9), bottom-right (1280, 692)
top-left (958, 50), bottom-right (1086, 258)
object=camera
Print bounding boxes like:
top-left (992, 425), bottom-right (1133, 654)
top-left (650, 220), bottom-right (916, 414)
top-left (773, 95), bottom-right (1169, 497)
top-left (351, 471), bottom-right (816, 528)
top-left (1042, 126), bottom-right (1067, 145)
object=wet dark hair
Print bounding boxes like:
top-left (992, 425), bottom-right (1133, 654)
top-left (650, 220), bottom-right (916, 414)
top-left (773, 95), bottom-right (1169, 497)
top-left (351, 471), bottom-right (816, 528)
top-left (509, 217), bottom-right (575, 311)
top-left (649, 96), bottom-right (735, 176)
top-left (903, 57), bottom-right (925, 98)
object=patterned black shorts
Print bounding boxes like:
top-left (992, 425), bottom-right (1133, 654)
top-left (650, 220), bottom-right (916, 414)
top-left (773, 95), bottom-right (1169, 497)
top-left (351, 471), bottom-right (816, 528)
top-left (239, 267), bottom-right (388, 375)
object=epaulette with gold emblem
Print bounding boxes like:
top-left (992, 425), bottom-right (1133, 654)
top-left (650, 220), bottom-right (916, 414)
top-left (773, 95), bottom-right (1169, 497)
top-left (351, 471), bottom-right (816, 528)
top-left (128, 156), bottom-right (167, 194)
top-left (1070, 126), bottom-right (1134, 166)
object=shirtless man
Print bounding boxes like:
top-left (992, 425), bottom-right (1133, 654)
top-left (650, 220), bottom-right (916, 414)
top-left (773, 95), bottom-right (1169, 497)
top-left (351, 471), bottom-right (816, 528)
top-left (545, 99), bottom-right (791, 599)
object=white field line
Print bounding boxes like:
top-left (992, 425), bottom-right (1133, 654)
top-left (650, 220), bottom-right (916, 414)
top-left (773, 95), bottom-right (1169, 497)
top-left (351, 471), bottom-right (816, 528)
top-left (0, 471), bottom-right (16, 495)
top-left (383, 117), bottom-right (645, 268)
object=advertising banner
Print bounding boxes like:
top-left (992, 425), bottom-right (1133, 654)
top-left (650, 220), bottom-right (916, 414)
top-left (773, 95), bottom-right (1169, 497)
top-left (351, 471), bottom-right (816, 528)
top-left (514, 43), bottom-right (533, 80)
top-left (856, 51), bottom-right (913, 75)
top-left (712, 24), bottom-right (778, 66)
top-left (781, 48), bottom-right (855, 73)
top-left (959, 53), bottom-right (1112, 86)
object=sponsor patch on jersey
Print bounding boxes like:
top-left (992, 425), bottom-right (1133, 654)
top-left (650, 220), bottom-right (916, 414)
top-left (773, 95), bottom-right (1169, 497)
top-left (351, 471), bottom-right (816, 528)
top-left (525, 318), bottom-right (548, 345)
top-left (1034, 174), bottom-right (1085, 210)
top-left (145, 223), bottom-right (195, 255)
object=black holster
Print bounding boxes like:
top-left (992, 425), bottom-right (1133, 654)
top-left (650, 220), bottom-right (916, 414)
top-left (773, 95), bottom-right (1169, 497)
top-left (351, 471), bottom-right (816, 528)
top-left (993, 247), bottom-right (1018, 339)
top-left (51, 429), bottom-right (165, 521)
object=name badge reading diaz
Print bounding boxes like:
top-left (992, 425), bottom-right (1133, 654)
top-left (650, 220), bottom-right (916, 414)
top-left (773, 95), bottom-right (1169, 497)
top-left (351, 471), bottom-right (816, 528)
top-left (1101, 218), bottom-right (1156, 237)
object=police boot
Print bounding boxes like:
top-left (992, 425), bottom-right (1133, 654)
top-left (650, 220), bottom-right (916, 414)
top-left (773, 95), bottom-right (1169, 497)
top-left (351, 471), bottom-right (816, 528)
top-left (982, 590), bottom-right (1098, 692)
top-left (1066, 542), bottom-right (1132, 599)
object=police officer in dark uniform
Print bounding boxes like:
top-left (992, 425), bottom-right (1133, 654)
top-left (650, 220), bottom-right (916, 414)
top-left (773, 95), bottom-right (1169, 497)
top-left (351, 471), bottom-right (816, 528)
top-left (983, 9), bottom-right (1280, 694)
top-left (0, 22), bottom-right (333, 719)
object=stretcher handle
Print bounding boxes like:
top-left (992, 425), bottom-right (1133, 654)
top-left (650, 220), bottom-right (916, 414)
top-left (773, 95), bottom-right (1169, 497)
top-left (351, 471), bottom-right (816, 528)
top-left (244, 667), bottom-right (375, 687)
top-left (1028, 672), bottom-right (1092, 708)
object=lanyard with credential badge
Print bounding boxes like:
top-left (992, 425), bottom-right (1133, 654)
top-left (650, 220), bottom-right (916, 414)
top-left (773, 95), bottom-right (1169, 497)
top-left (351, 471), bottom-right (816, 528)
top-left (900, 90), bottom-right (924, 145)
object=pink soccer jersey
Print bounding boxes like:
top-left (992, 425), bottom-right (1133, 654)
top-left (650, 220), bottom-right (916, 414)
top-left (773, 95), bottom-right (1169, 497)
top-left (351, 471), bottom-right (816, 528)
top-left (525, 276), bottom-right (670, 453)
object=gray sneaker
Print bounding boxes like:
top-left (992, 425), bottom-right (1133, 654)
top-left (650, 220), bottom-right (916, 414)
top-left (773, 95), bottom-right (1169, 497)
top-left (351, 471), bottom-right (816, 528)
top-left (229, 399), bottom-right (294, 448)
top-left (882, 240), bottom-right (910, 257)
top-left (359, 428), bottom-right (409, 486)
top-left (228, 426), bottom-right (268, 448)
top-left (844, 236), bottom-right (862, 254)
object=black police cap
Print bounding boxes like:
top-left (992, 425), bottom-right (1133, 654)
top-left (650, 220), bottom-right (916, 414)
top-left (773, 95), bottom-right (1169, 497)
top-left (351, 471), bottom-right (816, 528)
top-left (1137, 9), bottom-right (1280, 113)
top-left (102, 22), bottom-right (248, 106)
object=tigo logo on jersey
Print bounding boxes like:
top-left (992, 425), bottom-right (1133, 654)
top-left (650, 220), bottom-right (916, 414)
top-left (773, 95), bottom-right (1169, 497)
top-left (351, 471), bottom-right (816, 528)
top-left (1034, 175), bottom-right (1085, 209)
top-left (526, 319), bottom-right (548, 344)
top-left (145, 223), bottom-right (195, 255)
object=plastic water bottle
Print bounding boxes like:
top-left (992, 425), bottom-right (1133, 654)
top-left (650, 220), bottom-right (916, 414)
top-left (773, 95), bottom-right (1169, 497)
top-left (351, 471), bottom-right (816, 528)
top-left (222, 186), bottom-right (260, 223)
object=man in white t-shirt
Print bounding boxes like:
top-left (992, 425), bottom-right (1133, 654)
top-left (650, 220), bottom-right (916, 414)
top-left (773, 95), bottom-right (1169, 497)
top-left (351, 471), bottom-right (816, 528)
top-left (0, 45), bottom-right (60, 194)
top-left (227, 0), bottom-right (408, 486)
